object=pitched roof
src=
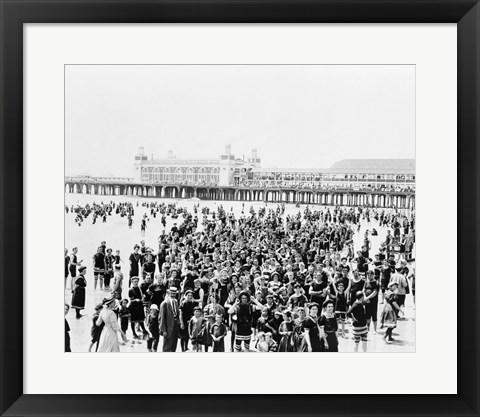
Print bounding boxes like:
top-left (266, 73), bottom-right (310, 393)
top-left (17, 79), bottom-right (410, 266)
top-left (329, 159), bottom-right (415, 174)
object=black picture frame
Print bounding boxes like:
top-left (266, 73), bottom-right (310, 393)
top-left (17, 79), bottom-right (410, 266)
top-left (1, 1), bottom-right (478, 416)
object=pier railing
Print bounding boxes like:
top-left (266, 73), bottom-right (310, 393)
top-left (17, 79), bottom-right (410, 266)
top-left (64, 176), bottom-right (414, 194)
top-left (64, 176), bottom-right (415, 209)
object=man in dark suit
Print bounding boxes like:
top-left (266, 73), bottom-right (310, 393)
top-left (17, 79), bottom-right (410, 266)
top-left (159, 287), bottom-right (180, 352)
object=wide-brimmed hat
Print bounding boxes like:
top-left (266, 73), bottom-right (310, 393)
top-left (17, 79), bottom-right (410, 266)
top-left (150, 304), bottom-right (159, 310)
top-left (168, 287), bottom-right (178, 295)
top-left (102, 295), bottom-right (116, 305)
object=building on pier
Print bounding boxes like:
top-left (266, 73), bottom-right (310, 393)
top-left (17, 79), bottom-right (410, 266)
top-left (249, 159), bottom-right (415, 191)
top-left (134, 146), bottom-right (415, 191)
top-left (133, 145), bottom-right (261, 187)
top-left (323, 159), bottom-right (415, 191)
top-left (64, 147), bottom-right (415, 209)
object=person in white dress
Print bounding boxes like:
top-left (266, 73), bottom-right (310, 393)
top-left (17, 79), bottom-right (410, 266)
top-left (96, 295), bottom-right (127, 352)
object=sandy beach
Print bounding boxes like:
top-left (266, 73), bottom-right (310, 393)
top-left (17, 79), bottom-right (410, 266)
top-left (64, 194), bottom-right (415, 353)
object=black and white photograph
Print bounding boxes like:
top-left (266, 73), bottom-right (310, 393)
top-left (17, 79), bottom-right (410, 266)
top-left (64, 64), bottom-right (416, 353)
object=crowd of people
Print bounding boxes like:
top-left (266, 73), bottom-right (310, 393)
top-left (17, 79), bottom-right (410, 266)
top-left (239, 179), bottom-right (415, 193)
top-left (65, 200), bottom-right (415, 353)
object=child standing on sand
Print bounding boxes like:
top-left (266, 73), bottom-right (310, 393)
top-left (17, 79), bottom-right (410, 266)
top-left (210, 313), bottom-right (227, 352)
top-left (188, 307), bottom-right (206, 352)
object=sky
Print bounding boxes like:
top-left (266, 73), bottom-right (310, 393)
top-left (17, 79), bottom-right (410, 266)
top-left (65, 65), bottom-right (415, 177)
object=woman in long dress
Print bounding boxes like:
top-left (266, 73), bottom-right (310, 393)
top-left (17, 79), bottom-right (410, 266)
top-left (96, 295), bottom-right (127, 352)
top-left (71, 266), bottom-right (87, 319)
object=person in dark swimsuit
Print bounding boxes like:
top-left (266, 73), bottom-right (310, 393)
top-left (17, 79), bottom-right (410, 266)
top-left (364, 271), bottom-right (379, 333)
top-left (277, 311), bottom-right (295, 352)
top-left (65, 249), bottom-right (70, 288)
top-left (92, 246), bottom-right (106, 291)
top-left (319, 299), bottom-right (339, 352)
top-left (129, 245), bottom-right (141, 287)
top-left (69, 247), bottom-right (82, 290)
top-left (71, 266), bottom-right (87, 318)
top-left (227, 291), bottom-right (263, 352)
top-left (303, 303), bottom-right (324, 352)
top-left (128, 277), bottom-right (147, 339)
top-left (104, 248), bottom-right (115, 290)
top-left (347, 291), bottom-right (368, 352)
top-left (179, 290), bottom-right (198, 352)
top-left (348, 271), bottom-right (365, 306)
top-left (65, 304), bottom-right (71, 352)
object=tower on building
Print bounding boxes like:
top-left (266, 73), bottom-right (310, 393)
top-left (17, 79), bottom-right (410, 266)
top-left (220, 144), bottom-right (235, 162)
top-left (134, 146), bottom-right (148, 181)
top-left (219, 145), bottom-right (235, 186)
top-left (248, 148), bottom-right (261, 166)
top-left (135, 147), bottom-right (147, 162)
